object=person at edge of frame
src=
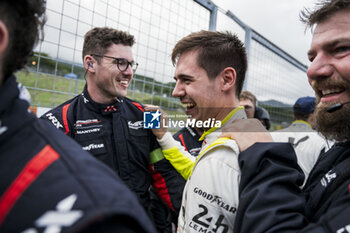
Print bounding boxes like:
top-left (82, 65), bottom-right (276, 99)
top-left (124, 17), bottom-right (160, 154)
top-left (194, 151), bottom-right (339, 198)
top-left (0, 1), bottom-right (156, 233)
top-left (222, 0), bottom-right (350, 232)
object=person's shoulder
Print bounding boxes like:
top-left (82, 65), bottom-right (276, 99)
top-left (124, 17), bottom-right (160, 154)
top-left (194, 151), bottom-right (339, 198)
top-left (54, 95), bottom-right (78, 110)
top-left (33, 117), bottom-right (138, 200)
top-left (40, 95), bottom-right (78, 119)
top-left (122, 97), bottom-right (145, 111)
top-left (25, 119), bottom-right (156, 232)
top-left (199, 138), bottom-right (239, 164)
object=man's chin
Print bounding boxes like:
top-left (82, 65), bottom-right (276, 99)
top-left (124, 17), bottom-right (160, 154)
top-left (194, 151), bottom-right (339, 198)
top-left (315, 103), bottom-right (350, 142)
top-left (186, 110), bottom-right (199, 120)
top-left (115, 91), bottom-right (127, 98)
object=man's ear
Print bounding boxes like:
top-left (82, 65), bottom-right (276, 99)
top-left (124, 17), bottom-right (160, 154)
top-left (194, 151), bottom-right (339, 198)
top-left (0, 21), bottom-right (9, 56)
top-left (84, 55), bottom-right (95, 73)
top-left (221, 67), bottom-right (236, 92)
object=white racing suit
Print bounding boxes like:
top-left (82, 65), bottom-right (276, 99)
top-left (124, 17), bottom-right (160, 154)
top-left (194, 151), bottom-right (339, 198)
top-left (158, 107), bottom-right (246, 233)
top-left (272, 120), bottom-right (332, 184)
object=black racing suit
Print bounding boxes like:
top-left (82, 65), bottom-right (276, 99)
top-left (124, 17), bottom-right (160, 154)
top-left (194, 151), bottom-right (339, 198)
top-left (234, 142), bottom-right (350, 233)
top-left (0, 75), bottom-right (156, 233)
top-left (41, 86), bottom-right (183, 232)
top-left (151, 126), bottom-right (203, 229)
top-left (173, 126), bottom-right (202, 158)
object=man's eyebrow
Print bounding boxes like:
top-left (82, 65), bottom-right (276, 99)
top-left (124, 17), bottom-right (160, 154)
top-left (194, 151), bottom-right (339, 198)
top-left (327, 38), bottom-right (350, 47)
top-left (176, 74), bottom-right (194, 80)
top-left (308, 38), bottom-right (350, 57)
top-left (322, 38), bottom-right (350, 51)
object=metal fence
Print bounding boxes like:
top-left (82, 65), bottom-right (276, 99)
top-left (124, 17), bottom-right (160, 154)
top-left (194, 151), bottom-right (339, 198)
top-left (19, 0), bottom-right (314, 128)
top-left (213, 3), bottom-right (314, 127)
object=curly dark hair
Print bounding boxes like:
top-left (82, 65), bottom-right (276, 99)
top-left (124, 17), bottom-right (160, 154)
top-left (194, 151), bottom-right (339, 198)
top-left (82, 27), bottom-right (135, 63)
top-left (172, 30), bottom-right (247, 97)
top-left (300, 0), bottom-right (350, 27)
top-left (0, 0), bottom-right (46, 78)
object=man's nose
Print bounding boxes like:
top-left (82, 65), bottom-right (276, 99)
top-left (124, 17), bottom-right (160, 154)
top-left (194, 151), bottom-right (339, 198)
top-left (122, 64), bottom-right (133, 76)
top-left (307, 53), bottom-right (333, 81)
top-left (172, 82), bottom-right (185, 97)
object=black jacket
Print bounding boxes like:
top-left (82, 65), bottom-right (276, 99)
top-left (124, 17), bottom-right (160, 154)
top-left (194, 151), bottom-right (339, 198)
top-left (234, 142), bottom-right (350, 233)
top-left (0, 76), bottom-right (156, 233)
top-left (40, 86), bottom-right (183, 230)
top-left (153, 126), bottom-right (202, 225)
top-left (173, 126), bottom-right (202, 158)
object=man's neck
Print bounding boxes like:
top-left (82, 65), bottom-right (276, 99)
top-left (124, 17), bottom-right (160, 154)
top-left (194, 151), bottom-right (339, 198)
top-left (212, 98), bottom-right (240, 123)
top-left (202, 104), bottom-right (240, 131)
top-left (214, 108), bottom-right (236, 122)
top-left (87, 84), bottom-right (117, 105)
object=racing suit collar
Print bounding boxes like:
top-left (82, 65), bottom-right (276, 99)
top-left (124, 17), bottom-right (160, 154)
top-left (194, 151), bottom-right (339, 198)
top-left (81, 85), bottom-right (122, 115)
top-left (198, 107), bottom-right (246, 151)
top-left (0, 75), bottom-right (35, 142)
top-left (291, 120), bottom-right (312, 129)
top-left (199, 106), bottom-right (246, 142)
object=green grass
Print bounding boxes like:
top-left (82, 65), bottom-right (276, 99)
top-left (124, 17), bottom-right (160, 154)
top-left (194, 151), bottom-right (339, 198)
top-left (15, 71), bottom-right (184, 117)
top-left (16, 71), bottom-right (85, 108)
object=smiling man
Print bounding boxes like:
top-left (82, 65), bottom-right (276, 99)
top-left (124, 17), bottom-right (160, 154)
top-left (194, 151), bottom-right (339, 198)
top-left (306, 5), bottom-right (350, 142)
top-left (152, 30), bottom-right (249, 233)
top-left (41, 27), bottom-right (182, 233)
top-left (227, 1), bottom-right (350, 232)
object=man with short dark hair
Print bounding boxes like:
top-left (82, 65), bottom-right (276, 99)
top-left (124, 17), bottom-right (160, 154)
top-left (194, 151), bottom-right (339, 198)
top-left (152, 30), bottom-right (249, 233)
top-left (0, 1), bottom-right (155, 232)
top-left (41, 26), bottom-right (182, 233)
top-left (227, 1), bottom-right (350, 232)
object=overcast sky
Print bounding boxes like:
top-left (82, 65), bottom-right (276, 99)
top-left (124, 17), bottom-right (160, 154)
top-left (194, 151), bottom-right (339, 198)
top-left (213, 0), bottom-right (317, 65)
top-left (39, 0), bottom-right (317, 103)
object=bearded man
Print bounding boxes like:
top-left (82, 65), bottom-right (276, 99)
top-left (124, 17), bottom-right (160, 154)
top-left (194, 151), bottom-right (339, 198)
top-left (221, 0), bottom-right (350, 232)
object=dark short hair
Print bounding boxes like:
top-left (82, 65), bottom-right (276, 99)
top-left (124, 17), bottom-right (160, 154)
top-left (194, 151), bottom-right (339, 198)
top-left (0, 0), bottom-right (46, 77)
top-left (172, 30), bottom-right (247, 97)
top-left (82, 27), bottom-right (135, 63)
top-left (300, 0), bottom-right (350, 27)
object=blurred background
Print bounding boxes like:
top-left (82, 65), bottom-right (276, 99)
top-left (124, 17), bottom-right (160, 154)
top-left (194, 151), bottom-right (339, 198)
top-left (19, 0), bottom-right (315, 130)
